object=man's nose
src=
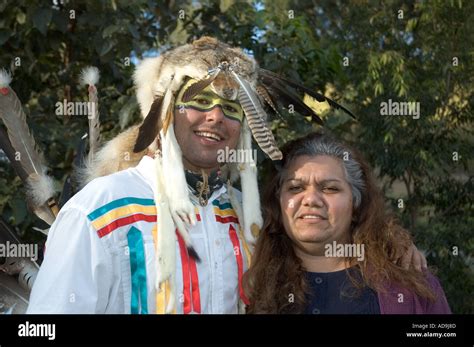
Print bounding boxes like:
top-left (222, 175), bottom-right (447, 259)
top-left (302, 186), bottom-right (325, 207)
top-left (205, 106), bottom-right (225, 123)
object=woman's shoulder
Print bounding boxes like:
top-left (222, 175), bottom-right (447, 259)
top-left (378, 270), bottom-right (451, 314)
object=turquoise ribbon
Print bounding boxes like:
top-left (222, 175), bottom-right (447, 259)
top-left (127, 227), bottom-right (148, 314)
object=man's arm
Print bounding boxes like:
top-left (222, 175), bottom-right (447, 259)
top-left (27, 205), bottom-right (114, 313)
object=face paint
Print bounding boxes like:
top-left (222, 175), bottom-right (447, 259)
top-left (175, 79), bottom-right (244, 123)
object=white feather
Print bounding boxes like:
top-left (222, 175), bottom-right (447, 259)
top-left (79, 66), bottom-right (100, 86)
top-left (239, 121), bottom-right (262, 246)
top-left (0, 68), bottom-right (12, 88)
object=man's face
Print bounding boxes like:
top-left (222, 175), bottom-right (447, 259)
top-left (173, 83), bottom-right (242, 172)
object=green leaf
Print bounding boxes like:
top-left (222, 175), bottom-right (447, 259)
top-left (374, 82), bottom-right (384, 96)
top-left (16, 11), bottom-right (26, 24)
top-left (102, 24), bottom-right (120, 38)
top-left (32, 8), bottom-right (53, 35)
top-left (406, 18), bottom-right (418, 31)
top-left (220, 0), bottom-right (235, 12)
top-left (384, 132), bottom-right (393, 144)
top-left (95, 39), bottom-right (115, 56)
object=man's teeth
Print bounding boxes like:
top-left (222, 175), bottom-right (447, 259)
top-left (196, 131), bottom-right (221, 141)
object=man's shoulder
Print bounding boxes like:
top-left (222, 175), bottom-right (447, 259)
top-left (64, 167), bottom-right (154, 217)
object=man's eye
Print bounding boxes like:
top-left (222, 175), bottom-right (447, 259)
top-left (195, 98), bottom-right (210, 105)
top-left (322, 187), bottom-right (339, 193)
top-left (223, 105), bottom-right (237, 113)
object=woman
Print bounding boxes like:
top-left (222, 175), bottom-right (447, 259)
top-left (244, 132), bottom-right (451, 314)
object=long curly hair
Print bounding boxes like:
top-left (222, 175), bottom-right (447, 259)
top-left (243, 132), bottom-right (435, 313)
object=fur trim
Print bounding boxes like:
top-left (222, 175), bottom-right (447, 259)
top-left (26, 174), bottom-right (56, 226)
top-left (153, 153), bottom-right (177, 313)
top-left (0, 68), bottom-right (12, 88)
top-left (79, 66), bottom-right (100, 86)
top-left (78, 125), bottom-right (147, 187)
top-left (26, 172), bottom-right (55, 206)
top-left (160, 124), bottom-right (196, 244)
top-left (134, 56), bottom-right (206, 119)
top-left (239, 121), bottom-right (263, 246)
top-left (134, 56), bottom-right (165, 119)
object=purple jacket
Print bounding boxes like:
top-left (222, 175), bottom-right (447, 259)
top-left (377, 272), bottom-right (451, 314)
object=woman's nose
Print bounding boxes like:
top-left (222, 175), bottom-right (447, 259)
top-left (302, 186), bottom-right (325, 207)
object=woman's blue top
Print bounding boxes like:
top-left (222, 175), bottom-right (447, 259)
top-left (305, 267), bottom-right (381, 314)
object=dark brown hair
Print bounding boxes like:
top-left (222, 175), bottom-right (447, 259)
top-left (244, 132), bottom-right (435, 313)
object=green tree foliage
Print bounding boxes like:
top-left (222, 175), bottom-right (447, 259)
top-left (0, 0), bottom-right (472, 312)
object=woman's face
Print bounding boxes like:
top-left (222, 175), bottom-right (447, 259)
top-left (279, 155), bottom-right (354, 254)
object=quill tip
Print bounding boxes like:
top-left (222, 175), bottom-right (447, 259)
top-left (0, 68), bottom-right (12, 88)
top-left (79, 66), bottom-right (100, 86)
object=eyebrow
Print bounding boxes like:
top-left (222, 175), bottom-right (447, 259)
top-left (285, 178), bottom-right (343, 184)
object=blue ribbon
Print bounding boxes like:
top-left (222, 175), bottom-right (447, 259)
top-left (127, 227), bottom-right (148, 314)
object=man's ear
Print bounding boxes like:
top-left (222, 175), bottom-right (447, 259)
top-left (133, 96), bottom-right (163, 153)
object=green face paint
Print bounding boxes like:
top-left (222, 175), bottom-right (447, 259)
top-left (175, 79), bottom-right (244, 123)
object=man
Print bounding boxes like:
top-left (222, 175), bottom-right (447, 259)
top-left (27, 37), bottom-right (275, 314)
top-left (26, 37), bottom-right (424, 314)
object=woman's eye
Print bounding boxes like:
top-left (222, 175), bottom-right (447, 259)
top-left (224, 105), bottom-right (237, 113)
top-left (288, 186), bottom-right (303, 192)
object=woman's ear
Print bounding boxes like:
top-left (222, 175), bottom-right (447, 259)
top-left (133, 96), bottom-right (163, 153)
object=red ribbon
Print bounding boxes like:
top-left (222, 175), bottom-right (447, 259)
top-left (177, 231), bottom-right (201, 314)
top-left (228, 225), bottom-right (250, 305)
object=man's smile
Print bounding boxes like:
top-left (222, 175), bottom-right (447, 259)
top-left (194, 130), bottom-right (224, 142)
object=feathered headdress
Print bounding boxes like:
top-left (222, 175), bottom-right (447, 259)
top-left (83, 37), bottom-right (354, 312)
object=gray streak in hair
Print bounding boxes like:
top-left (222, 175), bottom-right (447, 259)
top-left (280, 134), bottom-right (365, 209)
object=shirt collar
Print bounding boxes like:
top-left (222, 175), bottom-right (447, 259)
top-left (134, 155), bottom-right (227, 206)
